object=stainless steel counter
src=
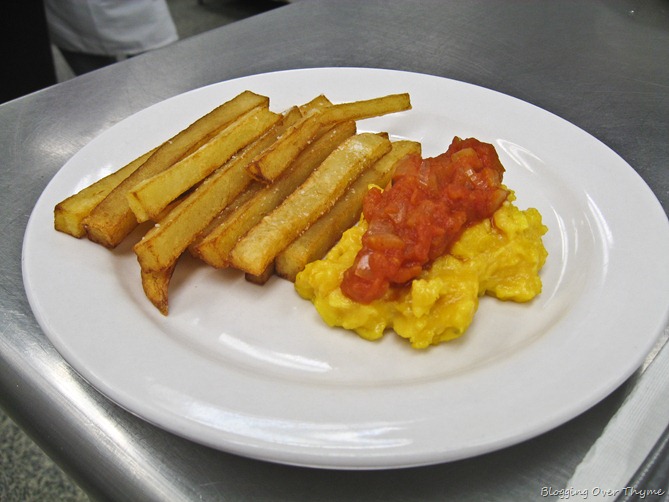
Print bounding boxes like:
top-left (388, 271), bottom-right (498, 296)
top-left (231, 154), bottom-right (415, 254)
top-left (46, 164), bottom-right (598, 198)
top-left (2, 1), bottom-right (668, 500)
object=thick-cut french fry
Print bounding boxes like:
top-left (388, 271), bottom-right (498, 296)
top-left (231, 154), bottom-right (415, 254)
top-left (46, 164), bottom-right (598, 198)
top-left (188, 180), bottom-right (264, 254)
top-left (83, 90), bottom-right (269, 248)
top-left (242, 95), bottom-right (333, 184)
top-left (245, 94), bottom-right (411, 183)
top-left (188, 104), bottom-right (310, 255)
top-left (246, 109), bottom-right (328, 183)
top-left (298, 94), bottom-right (332, 114)
top-left (192, 120), bottom-right (357, 269)
top-left (275, 140), bottom-right (421, 282)
top-left (245, 262), bottom-right (275, 286)
top-left (127, 106), bottom-right (279, 222)
top-left (133, 106), bottom-right (301, 274)
top-left (54, 148), bottom-right (155, 238)
top-left (55, 90), bottom-right (417, 315)
top-left (229, 132), bottom-right (392, 276)
top-left (140, 263), bottom-right (176, 315)
top-left (320, 93), bottom-right (411, 125)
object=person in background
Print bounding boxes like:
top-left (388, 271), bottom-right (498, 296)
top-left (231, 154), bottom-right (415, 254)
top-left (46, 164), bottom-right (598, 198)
top-left (44, 0), bottom-right (179, 75)
top-left (0, 3), bottom-right (57, 102)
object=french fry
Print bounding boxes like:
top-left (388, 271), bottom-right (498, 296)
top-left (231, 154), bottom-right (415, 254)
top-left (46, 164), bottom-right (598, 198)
top-left (245, 262), bottom-right (275, 286)
top-left (187, 102), bottom-right (317, 256)
top-left (83, 90), bottom-right (269, 248)
top-left (229, 132), bottom-right (392, 276)
top-left (275, 140), bottom-right (421, 281)
top-left (320, 93), bottom-right (412, 125)
top-left (140, 263), bottom-right (176, 315)
top-left (228, 95), bottom-right (333, 188)
top-left (298, 94), bottom-right (332, 113)
top-left (133, 106), bottom-right (302, 274)
top-left (191, 120), bottom-right (357, 269)
top-left (127, 106), bottom-right (280, 222)
top-left (54, 148), bottom-right (155, 238)
top-left (246, 108), bottom-right (329, 183)
top-left (188, 180), bottom-right (264, 254)
top-left (246, 93), bottom-right (411, 183)
top-left (55, 90), bottom-right (417, 315)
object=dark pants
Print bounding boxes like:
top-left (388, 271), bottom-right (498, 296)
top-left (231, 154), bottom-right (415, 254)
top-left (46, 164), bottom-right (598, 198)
top-left (58, 48), bottom-right (117, 76)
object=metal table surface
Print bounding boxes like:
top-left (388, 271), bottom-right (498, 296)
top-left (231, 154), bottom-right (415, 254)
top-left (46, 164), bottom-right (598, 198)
top-left (2, 1), bottom-right (668, 500)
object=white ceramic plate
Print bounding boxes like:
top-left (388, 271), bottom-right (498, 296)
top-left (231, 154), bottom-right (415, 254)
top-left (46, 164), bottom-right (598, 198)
top-left (23, 68), bottom-right (669, 469)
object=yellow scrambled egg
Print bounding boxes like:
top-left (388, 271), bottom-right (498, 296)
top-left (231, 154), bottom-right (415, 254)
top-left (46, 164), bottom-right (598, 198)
top-left (295, 193), bottom-right (548, 349)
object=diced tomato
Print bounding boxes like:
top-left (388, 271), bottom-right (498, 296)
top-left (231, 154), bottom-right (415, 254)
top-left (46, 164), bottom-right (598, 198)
top-left (341, 137), bottom-right (508, 304)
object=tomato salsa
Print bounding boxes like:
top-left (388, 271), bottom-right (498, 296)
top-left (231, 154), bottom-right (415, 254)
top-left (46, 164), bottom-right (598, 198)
top-left (341, 137), bottom-right (509, 304)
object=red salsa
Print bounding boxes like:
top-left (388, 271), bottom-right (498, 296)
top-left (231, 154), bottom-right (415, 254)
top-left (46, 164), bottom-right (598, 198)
top-left (341, 137), bottom-right (509, 304)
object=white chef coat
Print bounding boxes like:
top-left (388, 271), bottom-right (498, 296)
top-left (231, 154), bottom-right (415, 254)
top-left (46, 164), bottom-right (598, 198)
top-left (44, 0), bottom-right (178, 57)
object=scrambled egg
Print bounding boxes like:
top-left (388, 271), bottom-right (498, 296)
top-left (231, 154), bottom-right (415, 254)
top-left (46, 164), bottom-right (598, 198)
top-left (295, 193), bottom-right (548, 349)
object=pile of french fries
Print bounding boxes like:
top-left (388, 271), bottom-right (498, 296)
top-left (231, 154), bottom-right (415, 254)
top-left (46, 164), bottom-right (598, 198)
top-left (54, 90), bottom-right (420, 314)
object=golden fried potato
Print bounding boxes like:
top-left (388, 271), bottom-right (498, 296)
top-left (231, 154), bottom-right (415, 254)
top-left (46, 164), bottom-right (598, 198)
top-left (133, 106), bottom-right (301, 273)
top-left (244, 262), bottom-right (275, 286)
top-left (298, 94), bottom-right (332, 113)
top-left (246, 108), bottom-right (330, 183)
top-left (320, 93), bottom-right (411, 125)
top-left (127, 106), bottom-right (279, 222)
top-left (188, 180), bottom-right (264, 254)
top-left (55, 90), bottom-right (417, 316)
top-left (275, 140), bottom-right (421, 281)
top-left (54, 148), bottom-right (155, 238)
top-left (140, 263), bottom-right (176, 315)
top-left (191, 120), bottom-right (357, 269)
top-left (229, 132), bottom-right (392, 276)
top-left (244, 94), bottom-right (411, 184)
top-left (83, 90), bottom-right (268, 248)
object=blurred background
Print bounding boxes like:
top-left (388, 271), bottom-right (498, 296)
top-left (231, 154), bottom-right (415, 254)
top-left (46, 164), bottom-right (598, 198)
top-left (1, 0), bottom-right (287, 103)
top-left (1, 2), bottom-right (285, 500)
